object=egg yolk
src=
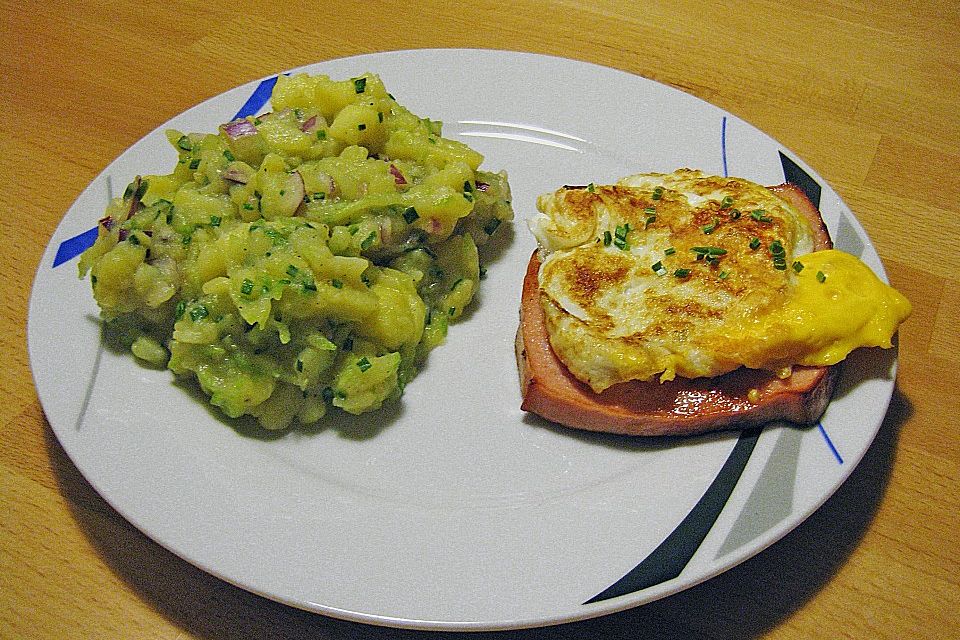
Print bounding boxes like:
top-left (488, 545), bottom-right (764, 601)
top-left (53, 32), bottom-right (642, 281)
top-left (732, 249), bottom-right (912, 370)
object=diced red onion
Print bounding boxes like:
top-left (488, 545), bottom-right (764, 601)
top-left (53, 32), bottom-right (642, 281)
top-left (126, 176), bottom-right (142, 219)
top-left (377, 216), bottom-right (393, 244)
top-left (99, 215), bottom-right (114, 230)
top-left (222, 165), bottom-right (252, 184)
top-left (118, 228), bottom-right (129, 241)
top-left (300, 115), bottom-right (317, 133)
top-left (475, 181), bottom-right (490, 192)
top-left (221, 119), bottom-right (257, 139)
top-left (279, 171), bottom-right (306, 217)
top-left (389, 164), bottom-right (407, 185)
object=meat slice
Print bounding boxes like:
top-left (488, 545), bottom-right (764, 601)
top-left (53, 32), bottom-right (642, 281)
top-left (516, 182), bottom-right (838, 436)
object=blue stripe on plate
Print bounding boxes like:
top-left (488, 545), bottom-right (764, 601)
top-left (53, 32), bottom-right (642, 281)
top-left (231, 75), bottom-right (279, 120)
top-left (52, 226), bottom-right (99, 267)
top-left (52, 75), bottom-right (279, 268)
top-left (585, 428), bottom-right (761, 603)
top-left (818, 423), bottom-right (844, 464)
top-left (721, 116), bottom-right (728, 177)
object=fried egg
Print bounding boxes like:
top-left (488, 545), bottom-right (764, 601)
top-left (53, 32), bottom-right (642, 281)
top-left (530, 169), bottom-right (911, 393)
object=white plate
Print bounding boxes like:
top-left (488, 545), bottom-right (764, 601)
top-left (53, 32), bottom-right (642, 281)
top-left (29, 49), bottom-right (898, 631)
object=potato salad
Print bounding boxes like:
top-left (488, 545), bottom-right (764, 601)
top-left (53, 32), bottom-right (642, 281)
top-left (79, 72), bottom-right (513, 429)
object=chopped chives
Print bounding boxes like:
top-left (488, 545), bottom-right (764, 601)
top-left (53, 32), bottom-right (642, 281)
top-left (354, 77), bottom-right (367, 93)
top-left (652, 186), bottom-right (664, 200)
top-left (651, 260), bottom-right (666, 275)
top-left (613, 223), bottom-right (631, 250)
top-left (331, 279), bottom-right (343, 289)
top-left (133, 179), bottom-right (149, 201)
top-left (603, 230), bottom-right (612, 246)
top-left (664, 247), bottom-right (676, 256)
top-left (223, 149), bottom-right (235, 162)
top-left (189, 305), bottom-right (208, 322)
top-left (792, 261), bottom-right (804, 273)
top-left (720, 195), bottom-right (734, 209)
top-left (357, 356), bottom-right (372, 372)
top-left (691, 246), bottom-right (727, 257)
top-left (483, 217), bottom-right (501, 235)
top-left (749, 237), bottom-right (761, 250)
top-left (240, 278), bottom-right (254, 295)
top-left (817, 270), bottom-right (827, 283)
top-left (674, 268), bottom-right (692, 278)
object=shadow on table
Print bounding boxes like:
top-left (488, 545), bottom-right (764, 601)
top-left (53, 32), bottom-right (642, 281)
top-left (46, 386), bottom-right (911, 640)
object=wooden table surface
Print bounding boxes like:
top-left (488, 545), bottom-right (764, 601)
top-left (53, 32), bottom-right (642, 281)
top-left (3, 0), bottom-right (957, 637)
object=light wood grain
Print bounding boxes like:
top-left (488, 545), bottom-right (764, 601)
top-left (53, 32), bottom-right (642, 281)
top-left (3, 0), bottom-right (957, 637)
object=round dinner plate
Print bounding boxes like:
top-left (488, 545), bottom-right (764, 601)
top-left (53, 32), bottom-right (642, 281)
top-left (28, 49), bottom-right (898, 630)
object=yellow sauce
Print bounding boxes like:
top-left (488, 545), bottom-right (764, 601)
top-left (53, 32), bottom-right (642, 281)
top-left (734, 249), bottom-right (912, 369)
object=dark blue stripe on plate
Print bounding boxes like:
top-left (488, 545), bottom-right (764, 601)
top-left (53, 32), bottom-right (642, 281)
top-left (777, 153), bottom-right (846, 461)
top-left (53, 76), bottom-right (279, 268)
top-left (585, 428), bottom-right (761, 604)
top-left (779, 151), bottom-right (821, 208)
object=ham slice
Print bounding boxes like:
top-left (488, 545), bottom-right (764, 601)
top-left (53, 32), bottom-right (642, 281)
top-left (515, 183), bottom-right (838, 436)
